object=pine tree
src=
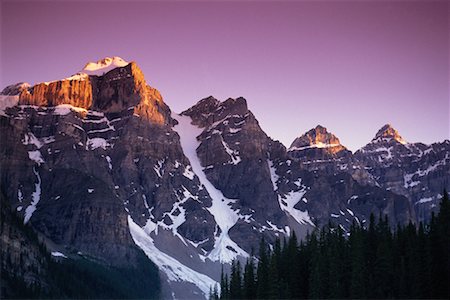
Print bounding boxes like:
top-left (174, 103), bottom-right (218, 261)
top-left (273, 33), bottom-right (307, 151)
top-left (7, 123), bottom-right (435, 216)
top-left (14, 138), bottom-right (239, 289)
top-left (220, 266), bottom-right (229, 300)
top-left (229, 260), bottom-right (242, 299)
top-left (243, 256), bottom-right (256, 299)
top-left (349, 222), bottom-right (367, 298)
top-left (373, 215), bottom-right (394, 298)
top-left (256, 238), bottom-right (269, 299)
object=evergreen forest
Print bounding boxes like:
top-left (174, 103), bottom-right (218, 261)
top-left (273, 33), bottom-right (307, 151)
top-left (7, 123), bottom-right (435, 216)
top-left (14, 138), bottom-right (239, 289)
top-left (216, 191), bottom-right (450, 299)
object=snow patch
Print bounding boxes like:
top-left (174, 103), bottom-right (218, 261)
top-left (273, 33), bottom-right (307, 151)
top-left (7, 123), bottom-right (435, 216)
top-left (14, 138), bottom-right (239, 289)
top-left (86, 138), bottom-right (110, 150)
top-left (82, 56), bottom-right (129, 76)
top-left (416, 197), bottom-right (433, 204)
top-left (28, 150), bottom-right (44, 165)
top-left (54, 104), bottom-right (87, 116)
top-left (24, 168), bottom-right (41, 224)
top-left (128, 216), bottom-right (218, 298)
top-left (154, 160), bottom-right (164, 178)
top-left (278, 182), bottom-right (314, 226)
top-left (51, 251), bottom-right (67, 258)
top-left (183, 165), bottom-right (195, 180)
top-left (18, 189), bottom-right (23, 202)
top-left (220, 139), bottom-right (241, 165)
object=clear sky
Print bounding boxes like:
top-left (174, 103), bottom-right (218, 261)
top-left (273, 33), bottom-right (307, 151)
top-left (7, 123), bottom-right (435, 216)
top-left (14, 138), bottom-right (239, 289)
top-left (1, 0), bottom-right (448, 151)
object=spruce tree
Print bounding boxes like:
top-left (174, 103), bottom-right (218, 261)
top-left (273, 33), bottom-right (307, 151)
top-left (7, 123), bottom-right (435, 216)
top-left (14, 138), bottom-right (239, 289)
top-left (256, 238), bottom-right (269, 299)
top-left (243, 257), bottom-right (256, 299)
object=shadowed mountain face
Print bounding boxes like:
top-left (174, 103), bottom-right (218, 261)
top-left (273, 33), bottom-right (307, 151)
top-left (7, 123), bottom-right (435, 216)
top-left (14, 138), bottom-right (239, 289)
top-left (1, 57), bottom-right (448, 299)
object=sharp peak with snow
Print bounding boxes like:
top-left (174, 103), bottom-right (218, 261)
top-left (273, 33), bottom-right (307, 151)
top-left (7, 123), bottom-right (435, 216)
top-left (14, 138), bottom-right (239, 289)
top-left (289, 125), bottom-right (345, 150)
top-left (371, 123), bottom-right (407, 145)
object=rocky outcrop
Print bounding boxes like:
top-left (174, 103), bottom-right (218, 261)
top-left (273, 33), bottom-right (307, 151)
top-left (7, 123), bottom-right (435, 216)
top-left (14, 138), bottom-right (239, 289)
top-left (19, 79), bottom-right (93, 108)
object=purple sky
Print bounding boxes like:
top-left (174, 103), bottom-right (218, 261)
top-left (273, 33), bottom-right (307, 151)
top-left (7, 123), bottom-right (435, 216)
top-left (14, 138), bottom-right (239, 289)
top-left (1, 0), bottom-right (448, 151)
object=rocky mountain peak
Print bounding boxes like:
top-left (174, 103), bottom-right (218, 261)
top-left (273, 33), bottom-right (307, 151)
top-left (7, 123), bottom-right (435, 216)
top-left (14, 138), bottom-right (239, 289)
top-left (289, 125), bottom-right (343, 151)
top-left (10, 57), bottom-right (171, 125)
top-left (182, 96), bottom-right (249, 127)
top-left (372, 124), bottom-right (407, 145)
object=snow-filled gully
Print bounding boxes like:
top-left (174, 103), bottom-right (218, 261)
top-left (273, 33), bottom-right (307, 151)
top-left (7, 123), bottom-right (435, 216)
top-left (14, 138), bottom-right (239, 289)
top-left (128, 113), bottom-right (251, 299)
top-left (171, 113), bottom-right (248, 263)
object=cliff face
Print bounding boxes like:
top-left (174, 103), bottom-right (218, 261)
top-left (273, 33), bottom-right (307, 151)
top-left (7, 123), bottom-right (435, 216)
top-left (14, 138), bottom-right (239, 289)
top-left (18, 62), bottom-right (170, 125)
top-left (19, 79), bottom-right (93, 109)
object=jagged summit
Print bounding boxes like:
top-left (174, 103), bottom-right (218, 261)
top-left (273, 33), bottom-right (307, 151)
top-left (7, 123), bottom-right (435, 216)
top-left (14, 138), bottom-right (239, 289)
top-left (288, 125), bottom-right (351, 161)
top-left (82, 56), bottom-right (129, 76)
top-left (182, 96), bottom-right (249, 127)
top-left (372, 124), bottom-right (407, 145)
top-left (289, 125), bottom-right (344, 151)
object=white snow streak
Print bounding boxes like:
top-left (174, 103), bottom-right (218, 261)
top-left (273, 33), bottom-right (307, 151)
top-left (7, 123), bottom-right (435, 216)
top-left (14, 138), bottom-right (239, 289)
top-left (288, 142), bottom-right (341, 151)
top-left (220, 139), bottom-right (241, 165)
top-left (278, 182), bottom-right (314, 226)
top-left (172, 113), bottom-right (248, 263)
top-left (416, 197), bottom-right (433, 205)
top-left (128, 216), bottom-right (218, 298)
top-left (105, 155), bottom-right (113, 170)
top-left (24, 168), bottom-right (41, 224)
top-left (51, 251), bottom-right (67, 258)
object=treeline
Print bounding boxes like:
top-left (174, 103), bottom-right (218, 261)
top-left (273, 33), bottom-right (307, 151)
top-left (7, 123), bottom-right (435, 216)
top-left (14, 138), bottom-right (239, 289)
top-left (216, 191), bottom-right (450, 299)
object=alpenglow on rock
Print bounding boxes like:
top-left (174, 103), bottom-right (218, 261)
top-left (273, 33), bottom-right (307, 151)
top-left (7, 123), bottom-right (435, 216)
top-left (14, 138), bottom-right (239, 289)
top-left (372, 123), bottom-right (408, 145)
top-left (288, 125), bottom-right (352, 162)
top-left (16, 57), bottom-right (171, 124)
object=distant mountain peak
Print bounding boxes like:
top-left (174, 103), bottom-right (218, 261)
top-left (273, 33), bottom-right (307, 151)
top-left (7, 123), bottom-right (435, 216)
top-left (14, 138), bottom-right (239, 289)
top-left (82, 56), bottom-right (129, 76)
top-left (289, 125), bottom-right (343, 151)
top-left (373, 124), bottom-right (407, 145)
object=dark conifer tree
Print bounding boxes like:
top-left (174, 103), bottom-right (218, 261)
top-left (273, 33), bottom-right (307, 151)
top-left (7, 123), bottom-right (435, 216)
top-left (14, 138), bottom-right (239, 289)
top-left (256, 238), bottom-right (269, 299)
top-left (229, 260), bottom-right (242, 299)
top-left (243, 256), bottom-right (256, 299)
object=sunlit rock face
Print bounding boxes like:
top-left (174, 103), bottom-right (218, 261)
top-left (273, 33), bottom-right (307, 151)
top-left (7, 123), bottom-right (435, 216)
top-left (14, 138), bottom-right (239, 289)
top-left (288, 125), bottom-right (351, 160)
top-left (17, 59), bottom-right (170, 125)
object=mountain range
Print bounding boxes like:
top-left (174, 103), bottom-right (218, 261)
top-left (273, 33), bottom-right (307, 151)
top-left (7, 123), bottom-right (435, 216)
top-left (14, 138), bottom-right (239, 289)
top-left (1, 57), bottom-right (448, 299)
